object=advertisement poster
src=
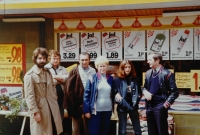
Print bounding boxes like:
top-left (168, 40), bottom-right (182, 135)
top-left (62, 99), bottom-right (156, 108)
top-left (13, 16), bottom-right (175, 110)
top-left (60, 33), bottom-right (79, 61)
top-left (124, 31), bottom-right (145, 61)
top-left (81, 32), bottom-right (101, 61)
top-left (147, 30), bottom-right (169, 60)
top-left (102, 31), bottom-right (122, 61)
top-left (194, 28), bottom-right (200, 60)
top-left (170, 29), bottom-right (193, 60)
top-left (0, 44), bottom-right (26, 86)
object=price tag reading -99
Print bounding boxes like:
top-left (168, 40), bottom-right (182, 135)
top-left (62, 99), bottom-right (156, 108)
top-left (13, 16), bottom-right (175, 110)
top-left (63, 53), bottom-right (76, 59)
top-left (191, 70), bottom-right (200, 92)
top-left (106, 51), bottom-right (118, 59)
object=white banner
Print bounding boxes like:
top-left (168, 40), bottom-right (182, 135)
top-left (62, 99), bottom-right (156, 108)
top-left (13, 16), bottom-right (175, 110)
top-left (59, 33), bottom-right (79, 61)
top-left (102, 31), bottom-right (122, 61)
top-left (170, 29), bottom-right (193, 60)
top-left (81, 32), bottom-right (101, 61)
top-left (147, 30), bottom-right (169, 60)
top-left (194, 28), bottom-right (200, 60)
top-left (124, 31), bottom-right (145, 61)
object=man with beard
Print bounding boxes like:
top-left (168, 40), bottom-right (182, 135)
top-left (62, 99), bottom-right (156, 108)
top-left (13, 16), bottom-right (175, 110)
top-left (24, 47), bottom-right (63, 135)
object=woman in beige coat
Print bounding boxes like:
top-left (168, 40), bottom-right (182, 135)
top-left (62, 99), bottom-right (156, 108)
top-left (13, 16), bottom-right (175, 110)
top-left (24, 47), bottom-right (63, 135)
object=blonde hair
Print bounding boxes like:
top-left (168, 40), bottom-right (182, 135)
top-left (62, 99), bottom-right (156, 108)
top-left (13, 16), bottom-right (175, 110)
top-left (94, 56), bottom-right (109, 68)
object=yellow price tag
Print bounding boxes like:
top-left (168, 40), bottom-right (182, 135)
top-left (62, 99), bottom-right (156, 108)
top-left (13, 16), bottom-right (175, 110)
top-left (191, 70), bottom-right (200, 92)
top-left (0, 44), bottom-right (22, 64)
top-left (0, 65), bottom-right (22, 84)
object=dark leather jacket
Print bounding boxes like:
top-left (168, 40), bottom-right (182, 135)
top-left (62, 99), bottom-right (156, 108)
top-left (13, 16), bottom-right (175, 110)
top-left (83, 73), bottom-right (114, 114)
top-left (113, 77), bottom-right (142, 111)
top-left (142, 66), bottom-right (179, 105)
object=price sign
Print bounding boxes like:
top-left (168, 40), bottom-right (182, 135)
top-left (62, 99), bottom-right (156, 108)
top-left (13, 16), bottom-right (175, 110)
top-left (191, 70), bottom-right (200, 92)
top-left (124, 31), bottom-right (145, 61)
top-left (0, 44), bottom-right (25, 86)
top-left (60, 33), bottom-right (79, 61)
top-left (102, 31), bottom-right (122, 61)
top-left (0, 65), bottom-right (22, 85)
top-left (0, 45), bottom-right (22, 64)
top-left (81, 32), bottom-right (101, 61)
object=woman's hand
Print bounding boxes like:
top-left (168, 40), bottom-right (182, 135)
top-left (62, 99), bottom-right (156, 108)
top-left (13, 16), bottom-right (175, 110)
top-left (85, 113), bottom-right (91, 118)
top-left (115, 93), bottom-right (122, 102)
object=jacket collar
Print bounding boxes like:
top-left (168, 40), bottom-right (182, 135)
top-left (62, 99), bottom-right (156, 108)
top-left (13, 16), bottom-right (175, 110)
top-left (45, 63), bottom-right (61, 70)
top-left (97, 72), bottom-right (109, 80)
top-left (32, 65), bottom-right (44, 74)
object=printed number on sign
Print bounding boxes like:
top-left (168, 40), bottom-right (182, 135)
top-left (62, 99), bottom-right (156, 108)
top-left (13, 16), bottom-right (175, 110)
top-left (193, 73), bottom-right (199, 90)
top-left (12, 66), bottom-right (21, 83)
top-left (63, 53), bottom-right (76, 59)
top-left (12, 47), bottom-right (22, 63)
top-left (106, 52), bottom-right (118, 58)
top-left (138, 52), bottom-right (144, 57)
top-left (89, 53), bottom-right (97, 59)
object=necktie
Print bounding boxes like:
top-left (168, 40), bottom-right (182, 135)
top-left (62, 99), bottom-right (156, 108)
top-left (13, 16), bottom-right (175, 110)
top-left (153, 69), bottom-right (157, 76)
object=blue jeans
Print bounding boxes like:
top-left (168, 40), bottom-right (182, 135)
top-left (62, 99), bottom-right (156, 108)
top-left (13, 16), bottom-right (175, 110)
top-left (88, 111), bottom-right (112, 135)
top-left (117, 107), bottom-right (141, 135)
top-left (146, 102), bottom-right (169, 135)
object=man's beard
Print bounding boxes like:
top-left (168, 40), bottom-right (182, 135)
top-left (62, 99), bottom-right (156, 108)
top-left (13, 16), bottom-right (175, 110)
top-left (36, 62), bottom-right (46, 68)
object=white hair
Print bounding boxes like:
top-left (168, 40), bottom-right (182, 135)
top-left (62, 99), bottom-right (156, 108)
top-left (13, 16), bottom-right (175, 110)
top-left (94, 56), bottom-right (109, 68)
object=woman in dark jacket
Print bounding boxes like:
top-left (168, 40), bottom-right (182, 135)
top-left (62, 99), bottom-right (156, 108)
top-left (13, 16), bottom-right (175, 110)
top-left (114, 60), bottom-right (142, 135)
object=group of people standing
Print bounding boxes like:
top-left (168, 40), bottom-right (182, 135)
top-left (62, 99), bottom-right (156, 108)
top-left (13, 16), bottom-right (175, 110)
top-left (24, 47), bottom-right (179, 135)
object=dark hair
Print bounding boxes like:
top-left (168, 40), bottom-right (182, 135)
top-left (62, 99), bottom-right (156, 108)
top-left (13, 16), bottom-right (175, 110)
top-left (48, 50), bottom-right (61, 61)
top-left (79, 52), bottom-right (90, 60)
top-left (148, 52), bottom-right (163, 64)
top-left (117, 60), bottom-right (136, 78)
top-left (32, 47), bottom-right (48, 64)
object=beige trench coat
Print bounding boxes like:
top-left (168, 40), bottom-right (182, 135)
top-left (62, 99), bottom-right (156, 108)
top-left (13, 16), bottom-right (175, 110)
top-left (24, 65), bottom-right (63, 135)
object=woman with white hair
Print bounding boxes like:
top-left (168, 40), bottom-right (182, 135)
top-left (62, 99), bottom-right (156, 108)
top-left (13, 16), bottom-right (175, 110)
top-left (83, 56), bottom-right (114, 135)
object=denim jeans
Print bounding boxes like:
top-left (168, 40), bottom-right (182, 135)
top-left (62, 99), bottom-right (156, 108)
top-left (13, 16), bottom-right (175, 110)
top-left (117, 107), bottom-right (141, 135)
top-left (88, 111), bottom-right (112, 135)
top-left (146, 102), bottom-right (169, 135)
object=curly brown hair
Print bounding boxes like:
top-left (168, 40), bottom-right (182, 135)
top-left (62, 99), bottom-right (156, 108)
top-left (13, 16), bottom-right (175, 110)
top-left (117, 60), bottom-right (136, 78)
top-left (32, 47), bottom-right (48, 64)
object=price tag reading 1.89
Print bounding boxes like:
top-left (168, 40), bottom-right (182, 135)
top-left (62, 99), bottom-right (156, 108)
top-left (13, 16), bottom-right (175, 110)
top-left (191, 70), bottom-right (200, 92)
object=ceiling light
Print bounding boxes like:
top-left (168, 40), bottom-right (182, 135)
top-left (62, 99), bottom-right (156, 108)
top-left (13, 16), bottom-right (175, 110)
top-left (163, 11), bottom-right (200, 17)
top-left (2, 17), bottom-right (45, 22)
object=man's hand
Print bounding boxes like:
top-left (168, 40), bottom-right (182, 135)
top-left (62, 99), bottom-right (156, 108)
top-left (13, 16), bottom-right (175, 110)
top-left (85, 113), bottom-right (91, 118)
top-left (143, 90), bottom-right (152, 101)
top-left (34, 112), bottom-right (41, 122)
top-left (115, 93), bottom-right (122, 102)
